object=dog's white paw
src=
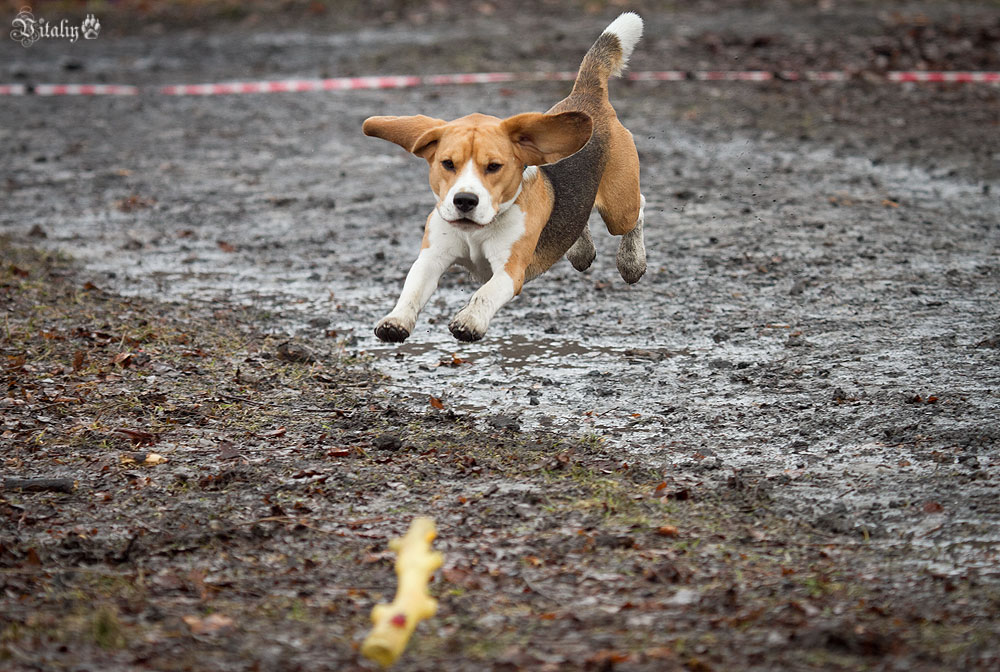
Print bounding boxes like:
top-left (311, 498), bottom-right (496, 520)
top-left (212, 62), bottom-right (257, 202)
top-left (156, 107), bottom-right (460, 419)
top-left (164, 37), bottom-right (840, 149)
top-left (617, 239), bottom-right (646, 284)
top-left (448, 308), bottom-right (488, 342)
top-left (375, 316), bottom-right (412, 343)
top-left (616, 209), bottom-right (646, 284)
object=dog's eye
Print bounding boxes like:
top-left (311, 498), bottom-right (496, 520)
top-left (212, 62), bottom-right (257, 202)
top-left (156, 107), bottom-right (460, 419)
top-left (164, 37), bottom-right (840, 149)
top-left (485, 162), bottom-right (503, 174)
top-left (441, 159), bottom-right (455, 171)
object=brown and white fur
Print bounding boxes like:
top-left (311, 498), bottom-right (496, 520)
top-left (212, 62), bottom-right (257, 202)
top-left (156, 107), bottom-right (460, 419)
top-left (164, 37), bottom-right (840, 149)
top-left (363, 12), bottom-right (646, 343)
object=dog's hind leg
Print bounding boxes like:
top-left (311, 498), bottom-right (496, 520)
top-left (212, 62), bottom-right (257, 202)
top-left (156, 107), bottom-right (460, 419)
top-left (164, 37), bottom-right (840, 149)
top-left (595, 122), bottom-right (646, 284)
top-left (615, 194), bottom-right (646, 285)
top-left (565, 224), bottom-right (597, 271)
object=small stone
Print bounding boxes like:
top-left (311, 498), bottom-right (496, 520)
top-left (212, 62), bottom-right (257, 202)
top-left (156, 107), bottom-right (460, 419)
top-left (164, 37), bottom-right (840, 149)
top-left (489, 414), bottom-right (521, 431)
top-left (276, 341), bottom-right (316, 363)
top-left (374, 434), bottom-right (402, 451)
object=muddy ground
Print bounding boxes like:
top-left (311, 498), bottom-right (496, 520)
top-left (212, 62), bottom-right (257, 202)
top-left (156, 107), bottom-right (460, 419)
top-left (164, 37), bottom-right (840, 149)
top-left (2, 1), bottom-right (1000, 670)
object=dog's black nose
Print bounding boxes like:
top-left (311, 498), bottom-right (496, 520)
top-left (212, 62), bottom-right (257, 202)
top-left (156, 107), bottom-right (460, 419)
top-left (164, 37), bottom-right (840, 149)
top-left (453, 192), bottom-right (479, 213)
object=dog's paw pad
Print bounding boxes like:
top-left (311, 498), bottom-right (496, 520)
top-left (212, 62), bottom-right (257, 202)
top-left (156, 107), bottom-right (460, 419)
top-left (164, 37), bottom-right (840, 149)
top-left (567, 247), bottom-right (596, 272)
top-left (375, 320), bottom-right (410, 343)
top-left (566, 233), bottom-right (597, 272)
top-left (448, 319), bottom-right (485, 342)
top-left (618, 258), bottom-right (646, 284)
top-left (616, 227), bottom-right (646, 284)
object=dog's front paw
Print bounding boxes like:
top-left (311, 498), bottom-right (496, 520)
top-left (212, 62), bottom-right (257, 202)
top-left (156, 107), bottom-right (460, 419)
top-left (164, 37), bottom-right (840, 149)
top-left (375, 317), bottom-right (412, 343)
top-left (448, 310), bottom-right (487, 342)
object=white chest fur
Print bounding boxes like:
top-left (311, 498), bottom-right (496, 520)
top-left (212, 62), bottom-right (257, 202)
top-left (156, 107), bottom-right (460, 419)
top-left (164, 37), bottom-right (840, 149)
top-left (427, 203), bottom-right (527, 283)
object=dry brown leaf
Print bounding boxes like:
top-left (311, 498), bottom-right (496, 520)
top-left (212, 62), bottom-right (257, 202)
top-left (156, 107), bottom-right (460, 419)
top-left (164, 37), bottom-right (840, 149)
top-left (182, 613), bottom-right (234, 635)
top-left (656, 525), bottom-right (680, 537)
top-left (923, 500), bottom-right (944, 513)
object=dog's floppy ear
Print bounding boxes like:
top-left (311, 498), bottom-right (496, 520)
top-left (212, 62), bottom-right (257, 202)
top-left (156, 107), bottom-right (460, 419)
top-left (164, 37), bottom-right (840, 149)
top-left (501, 111), bottom-right (593, 166)
top-left (362, 115), bottom-right (448, 160)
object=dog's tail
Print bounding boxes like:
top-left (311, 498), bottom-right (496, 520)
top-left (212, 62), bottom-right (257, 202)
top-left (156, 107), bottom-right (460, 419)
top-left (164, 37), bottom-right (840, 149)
top-left (573, 12), bottom-right (643, 94)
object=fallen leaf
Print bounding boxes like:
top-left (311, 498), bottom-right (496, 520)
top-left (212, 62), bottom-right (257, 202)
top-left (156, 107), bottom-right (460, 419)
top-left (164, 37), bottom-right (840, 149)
top-left (115, 428), bottom-right (158, 446)
top-left (110, 352), bottom-right (134, 368)
top-left (429, 396), bottom-right (444, 410)
top-left (923, 500), bottom-right (944, 513)
top-left (656, 525), bottom-right (679, 537)
top-left (436, 352), bottom-right (469, 368)
top-left (586, 650), bottom-right (633, 665)
top-left (113, 195), bottom-right (155, 212)
top-left (259, 427), bottom-right (286, 439)
top-left (644, 646), bottom-right (675, 660)
top-left (182, 613), bottom-right (234, 635)
top-left (217, 240), bottom-right (236, 253)
top-left (218, 442), bottom-right (241, 460)
top-left (143, 453), bottom-right (168, 465)
top-left (441, 567), bottom-right (480, 589)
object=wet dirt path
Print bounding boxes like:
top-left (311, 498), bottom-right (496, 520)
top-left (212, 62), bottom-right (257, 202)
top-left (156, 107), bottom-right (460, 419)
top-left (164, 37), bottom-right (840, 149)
top-left (3, 9), bottom-right (999, 581)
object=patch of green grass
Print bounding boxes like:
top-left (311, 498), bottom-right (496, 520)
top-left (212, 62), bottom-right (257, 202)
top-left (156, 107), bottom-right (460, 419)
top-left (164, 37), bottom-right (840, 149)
top-left (91, 605), bottom-right (126, 649)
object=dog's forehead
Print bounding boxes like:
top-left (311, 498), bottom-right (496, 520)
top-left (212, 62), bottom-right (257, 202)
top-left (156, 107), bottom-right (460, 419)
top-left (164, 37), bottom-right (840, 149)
top-left (437, 114), bottom-right (510, 157)
top-left (449, 113), bottom-right (503, 129)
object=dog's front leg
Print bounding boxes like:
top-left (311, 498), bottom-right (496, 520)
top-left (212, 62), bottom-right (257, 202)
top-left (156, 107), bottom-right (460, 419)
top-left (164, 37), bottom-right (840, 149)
top-left (448, 268), bottom-right (521, 342)
top-left (376, 248), bottom-right (455, 342)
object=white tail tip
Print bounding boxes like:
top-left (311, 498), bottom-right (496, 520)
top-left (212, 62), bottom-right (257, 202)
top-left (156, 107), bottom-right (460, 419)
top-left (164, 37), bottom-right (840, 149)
top-left (603, 12), bottom-right (644, 72)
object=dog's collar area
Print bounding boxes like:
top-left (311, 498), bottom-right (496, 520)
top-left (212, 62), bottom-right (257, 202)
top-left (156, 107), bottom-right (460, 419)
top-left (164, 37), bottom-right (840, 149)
top-left (495, 165), bottom-right (536, 218)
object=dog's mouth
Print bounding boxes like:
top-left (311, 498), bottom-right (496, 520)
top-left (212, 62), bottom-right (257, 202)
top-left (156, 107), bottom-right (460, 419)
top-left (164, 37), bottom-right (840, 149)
top-left (447, 217), bottom-right (486, 229)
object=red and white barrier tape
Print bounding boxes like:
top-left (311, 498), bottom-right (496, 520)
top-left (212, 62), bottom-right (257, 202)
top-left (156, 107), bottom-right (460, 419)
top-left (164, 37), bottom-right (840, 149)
top-left (34, 83), bottom-right (139, 95)
top-left (888, 71), bottom-right (1000, 83)
top-left (3, 70), bottom-right (999, 96)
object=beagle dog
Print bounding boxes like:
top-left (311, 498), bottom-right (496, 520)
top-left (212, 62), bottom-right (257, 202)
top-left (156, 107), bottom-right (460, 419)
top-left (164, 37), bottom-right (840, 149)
top-left (364, 12), bottom-right (646, 343)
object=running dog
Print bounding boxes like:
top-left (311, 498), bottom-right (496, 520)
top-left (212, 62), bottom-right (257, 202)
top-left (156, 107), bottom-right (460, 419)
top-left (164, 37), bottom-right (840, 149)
top-left (364, 12), bottom-right (646, 342)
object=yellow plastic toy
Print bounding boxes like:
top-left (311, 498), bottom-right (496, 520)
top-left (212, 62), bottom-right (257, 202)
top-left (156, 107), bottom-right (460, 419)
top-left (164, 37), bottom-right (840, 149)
top-left (361, 517), bottom-right (443, 667)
